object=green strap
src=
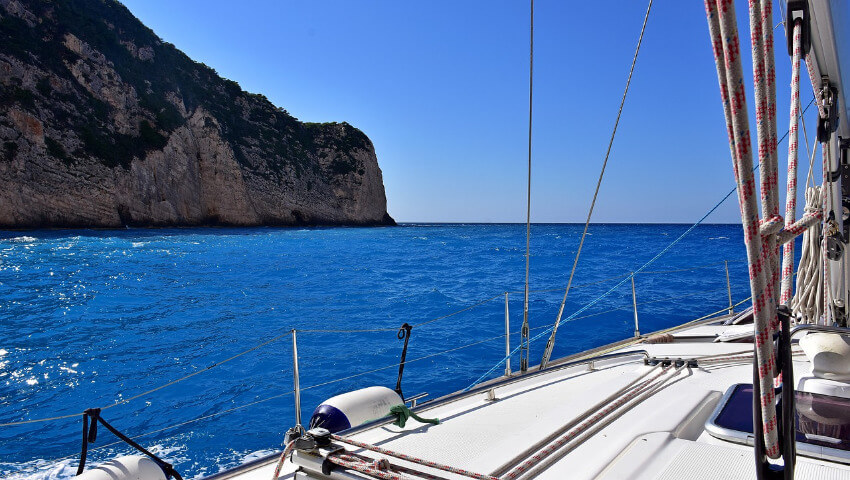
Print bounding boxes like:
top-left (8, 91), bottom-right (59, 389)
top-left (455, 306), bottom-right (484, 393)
top-left (390, 404), bottom-right (439, 428)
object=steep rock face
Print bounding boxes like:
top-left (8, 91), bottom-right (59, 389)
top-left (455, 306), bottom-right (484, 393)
top-left (0, 0), bottom-right (393, 228)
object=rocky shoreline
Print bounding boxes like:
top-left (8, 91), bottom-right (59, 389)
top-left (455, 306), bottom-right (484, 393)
top-left (0, 0), bottom-right (393, 228)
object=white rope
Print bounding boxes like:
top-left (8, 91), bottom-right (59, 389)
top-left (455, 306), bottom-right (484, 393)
top-left (791, 186), bottom-right (824, 324)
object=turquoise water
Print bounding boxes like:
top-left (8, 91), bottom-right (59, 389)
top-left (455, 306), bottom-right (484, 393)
top-left (0, 224), bottom-right (752, 479)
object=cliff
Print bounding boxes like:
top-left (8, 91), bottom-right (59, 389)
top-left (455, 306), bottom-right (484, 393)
top-left (0, 0), bottom-right (394, 228)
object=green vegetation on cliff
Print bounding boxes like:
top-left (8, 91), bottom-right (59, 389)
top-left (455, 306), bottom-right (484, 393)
top-left (0, 0), bottom-right (370, 173)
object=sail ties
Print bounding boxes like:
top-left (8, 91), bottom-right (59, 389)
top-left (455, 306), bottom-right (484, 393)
top-left (759, 209), bottom-right (823, 244)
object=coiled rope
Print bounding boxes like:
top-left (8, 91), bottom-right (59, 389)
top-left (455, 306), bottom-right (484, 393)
top-left (790, 186), bottom-right (824, 324)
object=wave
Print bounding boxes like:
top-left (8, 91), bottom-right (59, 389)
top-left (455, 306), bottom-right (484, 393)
top-left (1, 458), bottom-right (76, 480)
top-left (241, 449), bottom-right (276, 464)
top-left (6, 236), bottom-right (37, 243)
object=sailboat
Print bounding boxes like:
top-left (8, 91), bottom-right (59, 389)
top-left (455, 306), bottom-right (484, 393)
top-left (11, 0), bottom-right (850, 479)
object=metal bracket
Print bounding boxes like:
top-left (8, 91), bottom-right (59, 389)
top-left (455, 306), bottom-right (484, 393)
top-left (826, 168), bottom-right (843, 183)
top-left (842, 197), bottom-right (850, 243)
top-left (753, 306), bottom-right (796, 480)
top-left (818, 78), bottom-right (840, 143)
top-left (825, 209), bottom-right (845, 260)
top-left (833, 302), bottom-right (848, 328)
top-left (841, 157), bottom-right (850, 242)
top-left (827, 232), bottom-right (845, 260)
top-left (318, 445), bottom-right (346, 476)
top-left (405, 392), bottom-right (428, 408)
top-left (786, 1), bottom-right (810, 56)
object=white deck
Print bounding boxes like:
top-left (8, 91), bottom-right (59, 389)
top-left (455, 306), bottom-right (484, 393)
top-left (211, 321), bottom-right (850, 480)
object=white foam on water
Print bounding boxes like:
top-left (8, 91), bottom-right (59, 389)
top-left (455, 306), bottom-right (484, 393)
top-left (1, 458), bottom-right (77, 480)
top-left (7, 236), bottom-right (37, 243)
top-left (241, 449), bottom-right (276, 464)
top-left (709, 236), bottom-right (729, 240)
top-left (0, 445), bottom-right (186, 480)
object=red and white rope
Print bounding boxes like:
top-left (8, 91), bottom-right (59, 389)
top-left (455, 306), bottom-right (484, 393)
top-left (704, 0), bottom-right (779, 458)
top-left (271, 440), bottom-right (297, 480)
top-left (331, 434), bottom-right (499, 480)
top-left (777, 209), bottom-right (822, 244)
top-left (781, 18), bottom-right (804, 305)
top-left (805, 56), bottom-right (826, 118)
top-left (339, 451), bottom-right (450, 480)
top-left (821, 142), bottom-right (835, 326)
top-left (323, 365), bottom-right (678, 480)
top-left (325, 453), bottom-right (411, 480)
top-left (502, 365), bottom-right (676, 479)
top-left (750, 0), bottom-right (781, 332)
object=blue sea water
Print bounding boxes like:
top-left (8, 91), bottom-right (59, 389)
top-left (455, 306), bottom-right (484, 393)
top-left (0, 224), bottom-right (754, 479)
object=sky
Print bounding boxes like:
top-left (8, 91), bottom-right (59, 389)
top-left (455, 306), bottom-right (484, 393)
top-left (118, 0), bottom-right (820, 223)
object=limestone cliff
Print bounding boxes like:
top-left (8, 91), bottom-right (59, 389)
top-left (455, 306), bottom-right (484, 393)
top-left (0, 0), bottom-right (394, 227)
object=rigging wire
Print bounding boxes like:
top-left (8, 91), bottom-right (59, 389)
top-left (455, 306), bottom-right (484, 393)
top-left (540, 0), bottom-right (654, 370)
top-left (0, 294), bottom-right (505, 428)
top-left (522, 287), bottom-right (735, 330)
top-left (4, 94), bottom-right (816, 428)
top-left (466, 167), bottom-right (744, 390)
top-left (511, 258), bottom-right (748, 295)
top-left (0, 330), bottom-right (295, 427)
top-left (39, 292), bottom-right (751, 468)
top-left (411, 293), bottom-right (504, 328)
top-left (4, 89), bottom-right (813, 429)
top-left (520, 0), bottom-right (534, 373)
top-left (38, 333), bottom-right (518, 465)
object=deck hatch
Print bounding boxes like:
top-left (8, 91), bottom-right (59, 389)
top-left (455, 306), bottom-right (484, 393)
top-left (706, 383), bottom-right (850, 463)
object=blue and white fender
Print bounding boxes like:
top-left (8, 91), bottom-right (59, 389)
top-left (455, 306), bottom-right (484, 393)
top-left (309, 386), bottom-right (402, 433)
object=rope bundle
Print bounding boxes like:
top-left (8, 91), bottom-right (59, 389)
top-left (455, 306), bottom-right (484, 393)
top-left (704, 0), bottom-right (781, 458)
top-left (791, 186), bottom-right (824, 324)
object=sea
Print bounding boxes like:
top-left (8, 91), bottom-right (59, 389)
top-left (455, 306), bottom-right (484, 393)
top-left (0, 223), bottom-right (756, 479)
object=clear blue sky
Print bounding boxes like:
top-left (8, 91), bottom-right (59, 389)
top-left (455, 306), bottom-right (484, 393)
top-left (119, 0), bottom-right (817, 223)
